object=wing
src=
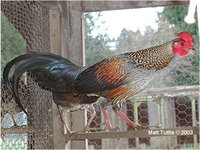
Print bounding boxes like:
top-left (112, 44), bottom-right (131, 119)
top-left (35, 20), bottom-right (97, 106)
top-left (75, 50), bottom-right (164, 94)
top-left (75, 56), bottom-right (130, 93)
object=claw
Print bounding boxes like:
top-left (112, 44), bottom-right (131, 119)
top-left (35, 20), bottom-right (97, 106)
top-left (128, 123), bottom-right (143, 129)
top-left (103, 126), bottom-right (120, 132)
top-left (80, 127), bottom-right (102, 133)
top-left (128, 124), bottom-right (149, 130)
top-left (81, 127), bottom-right (90, 133)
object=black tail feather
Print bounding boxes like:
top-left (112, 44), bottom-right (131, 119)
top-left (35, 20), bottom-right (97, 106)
top-left (3, 52), bottom-right (79, 115)
top-left (12, 59), bottom-right (51, 114)
top-left (3, 52), bottom-right (66, 86)
top-left (3, 54), bottom-right (33, 89)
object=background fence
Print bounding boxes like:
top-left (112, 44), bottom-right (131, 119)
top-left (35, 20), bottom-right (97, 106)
top-left (1, 1), bottom-right (199, 149)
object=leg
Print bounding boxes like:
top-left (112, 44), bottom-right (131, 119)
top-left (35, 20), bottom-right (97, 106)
top-left (82, 105), bottom-right (96, 132)
top-left (113, 106), bottom-right (143, 129)
top-left (101, 107), bottom-right (119, 131)
top-left (56, 105), bottom-right (72, 134)
top-left (101, 107), bottom-right (111, 129)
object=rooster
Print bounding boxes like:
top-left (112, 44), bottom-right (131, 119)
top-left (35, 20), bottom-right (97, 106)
top-left (3, 32), bottom-right (194, 131)
top-left (3, 53), bottom-right (99, 132)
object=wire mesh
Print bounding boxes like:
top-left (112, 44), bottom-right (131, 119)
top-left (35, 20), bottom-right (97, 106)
top-left (1, 1), bottom-right (199, 150)
top-left (85, 91), bottom-right (199, 149)
top-left (1, 79), bottom-right (28, 149)
top-left (1, 1), bottom-right (53, 149)
top-left (1, 1), bottom-right (50, 52)
top-left (1, 134), bottom-right (27, 150)
top-left (1, 79), bottom-right (28, 126)
top-left (1, 75), bottom-right (54, 149)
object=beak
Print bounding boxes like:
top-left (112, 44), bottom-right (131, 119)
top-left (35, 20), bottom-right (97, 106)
top-left (188, 47), bottom-right (195, 55)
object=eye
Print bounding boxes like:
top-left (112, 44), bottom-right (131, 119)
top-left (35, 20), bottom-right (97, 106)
top-left (180, 41), bottom-right (185, 46)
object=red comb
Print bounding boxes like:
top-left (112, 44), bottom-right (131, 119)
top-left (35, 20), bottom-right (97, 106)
top-left (177, 32), bottom-right (193, 46)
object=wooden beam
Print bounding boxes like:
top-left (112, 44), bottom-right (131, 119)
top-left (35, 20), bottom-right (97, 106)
top-left (67, 126), bottom-right (199, 140)
top-left (1, 127), bottom-right (28, 134)
top-left (81, 0), bottom-right (189, 12)
top-left (136, 85), bottom-right (199, 97)
top-left (40, 1), bottom-right (58, 8)
top-left (40, 1), bottom-right (189, 12)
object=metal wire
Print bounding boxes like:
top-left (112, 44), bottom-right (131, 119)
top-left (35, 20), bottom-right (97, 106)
top-left (1, 1), bottom-right (199, 149)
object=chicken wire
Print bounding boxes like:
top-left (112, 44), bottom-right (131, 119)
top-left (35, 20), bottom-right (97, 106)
top-left (1, 1), bottom-right (53, 149)
top-left (1, 1), bottom-right (50, 52)
top-left (1, 1), bottom-right (199, 150)
top-left (1, 79), bottom-right (28, 150)
top-left (85, 91), bottom-right (199, 149)
top-left (1, 75), bottom-right (54, 149)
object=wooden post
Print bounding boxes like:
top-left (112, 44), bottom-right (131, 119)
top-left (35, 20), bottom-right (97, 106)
top-left (133, 100), bottom-right (139, 148)
top-left (191, 99), bottom-right (197, 144)
top-left (49, 9), bottom-right (61, 55)
top-left (49, 9), bottom-right (67, 149)
top-left (166, 97), bottom-right (177, 146)
top-left (148, 100), bottom-right (161, 147)
top-left (58, 1), bottom-right (87, 149)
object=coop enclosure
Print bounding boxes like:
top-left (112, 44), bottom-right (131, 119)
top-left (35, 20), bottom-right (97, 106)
top-left (1, 1), bottom-right (199, 149)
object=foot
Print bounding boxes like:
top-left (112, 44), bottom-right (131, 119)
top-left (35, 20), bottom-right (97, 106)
top-left (102, 126), bottom-right (120, 132)
top-left (81, 127), bottom-right (95, 133)
top-left (114, 109), bottom-right (148, 130)
top-left (82, 105), bottom-right (96, 133)
top-left (80, 127), bottom-right (102, 133)
top-left (56, 106), bottom-right (72, 134)
top-left (128, 124), bottom-right (149, 130)
top-left (80, 124), bottom-right (120, 133)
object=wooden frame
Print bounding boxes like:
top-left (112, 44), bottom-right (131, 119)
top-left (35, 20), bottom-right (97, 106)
top-left (2, 0), bottom-right (195, 149)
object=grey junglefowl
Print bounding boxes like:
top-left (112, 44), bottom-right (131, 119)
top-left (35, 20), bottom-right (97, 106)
top-left (3, 53), bottom-right (99, 132)
top-left (3, 31), bottom-right (194, 131)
